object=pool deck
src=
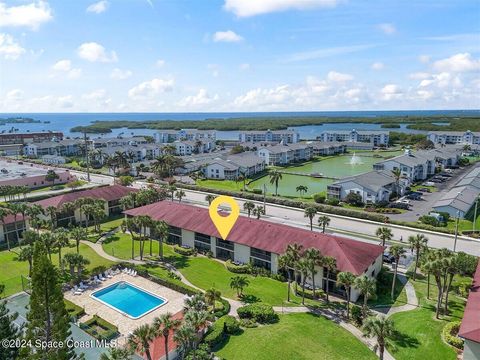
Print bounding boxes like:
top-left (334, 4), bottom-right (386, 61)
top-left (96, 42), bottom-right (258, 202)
top-left (65, 273), bottom-right (185, 341)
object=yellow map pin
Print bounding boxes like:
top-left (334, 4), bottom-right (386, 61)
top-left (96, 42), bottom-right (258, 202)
top-left (209, 195), bottom-right (240, 240)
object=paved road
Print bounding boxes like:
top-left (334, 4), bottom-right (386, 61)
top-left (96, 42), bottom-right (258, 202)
top-left (64, 169), bottom-right (480, 256)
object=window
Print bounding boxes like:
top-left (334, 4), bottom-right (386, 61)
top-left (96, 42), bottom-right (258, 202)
top-left (251, 257), bottom-right (271, 270)
top-left (250, 247), bottom-right (271, 262)
top-left (194, 232), bottom-right (211, 244)
top-left (216, 238), bottom-right (234, 251)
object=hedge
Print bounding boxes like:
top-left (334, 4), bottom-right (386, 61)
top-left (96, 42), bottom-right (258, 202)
top-left (237, 304), bottom-right (278, 324)
top-left (80, 315), bottom-right (119, 341)
top-left (442, 321), bottom-right (463, 349)
top-left (213, 298), bottom-right (231, 318)
top-left (173, 245), bottom-right (195, 256)
top-left (64, 299), bottom-right (85, 320)
top-left (225, 260), bottom-right (250, 274)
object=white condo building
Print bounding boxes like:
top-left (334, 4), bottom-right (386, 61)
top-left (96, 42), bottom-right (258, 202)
top-left (428, 130), bottom-right (480, 145)
top-left (238, 129), bottom-right (300, 144)
top-left (317, 129), bottom-right (389, 146)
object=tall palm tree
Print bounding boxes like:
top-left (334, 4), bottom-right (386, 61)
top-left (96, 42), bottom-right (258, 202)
top-left (61, 201), bottom-right (77, 227)
top-left (354, 275), bottom-right (377, 318)
top-left (243, 201), bottom-right (255, 217)
top-left (238, 170), bottom-right (247, 191)
top-left (70, 226), bottom-right (86, 254)
top-left (286, 243), bottom-right (304, 295)
top-left (26, 204), bottom-right (44, 233)
top-left (99, 346), bottom-right (133, 360)
top-left (304, 206), bottom-right (317, 231)
top-left (183, 294), bottom-right (207, 313)
top-left (322, 256), bottom-right (336, 302)
top-left (230, 276), bottom-right (249, 298)
top-left (53, 228), bottom-right (70, 272)
top-left (278, 253), bottom-right (294, 302)
top-left (389, 244), bottom-right (406, 299)
top-left (318, 215), bottom-right (331, 233)
top-left (337, 271), bottom-right (356, 319)
top-left (268, 170), bottom-right (283, 196)
top-left (174, 323), bottom-right (196, 360)
top-left (0, 207), bottom-right (12, 250)
top-left (153, 313), bottom-right (181, 360)
top-left (391, 168), bottom-right (402, 196)
top-left (153, 220), bottom-right (169, 260)
top-left (363, 316), bottom-right (396, 360)
top-left (408, 234), bottom-right (428, 281)
top-left (6, 202), bottom-right (23, 245)
top-left (175, 190), bottom-right (186, 202)
top-left (128, 324), bottom-right (155, 360)
top-left (304, 248), bottom-right (323, 298)
top-left (252, 205), bottom-right (265, 219)
top-left (205, 194), bottom-right (216, 205)
top-left (45, 205), bottom-right (57, 230)
top-left (18, 245), bottom-right (34, 277)
top-left (40, 232), bottom-right (55, 260)
top-left (296, 185), bottom-right (308, 197)
top-left (297, 257), bottom-right (310, 305)
top-left (205, 287), bottom-right (222, 313)
top-left (376, 227), bottom-right (393, 248)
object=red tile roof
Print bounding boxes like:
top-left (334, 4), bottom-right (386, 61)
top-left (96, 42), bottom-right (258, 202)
top-left (124, 201), bottom-right (383, 275)
top-left (33, 185), bottom-right (137, 208)
top-left (2, 213), bottom-right (25, 225)
top-left (141, 311), bottom-right (183, 360)
top-left (459, 261), bottom-right (480, 343)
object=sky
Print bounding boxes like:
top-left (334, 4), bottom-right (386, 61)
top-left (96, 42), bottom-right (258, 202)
top-left (0, 0), bottom-right (479, 112)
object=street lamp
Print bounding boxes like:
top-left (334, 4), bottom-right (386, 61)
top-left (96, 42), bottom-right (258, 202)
top-left (453, 210), bottom-right (460, 252)
top-left (473, 197), bottom-right (479, 233)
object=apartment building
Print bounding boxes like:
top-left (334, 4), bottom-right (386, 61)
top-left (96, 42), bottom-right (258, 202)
top-left (257, 143), bottom-right (312, 165)
top-left (239, 129), bottom-right (300, 144)
top-left (428, 130), bottom-right (480, 145)
top-left (318, 129), bottom-right (389, 146)
top-left (155, 129), bottom-right (216, 143)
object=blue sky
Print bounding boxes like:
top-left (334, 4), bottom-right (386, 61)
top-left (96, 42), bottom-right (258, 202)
top-left (0, 0), bottom-right (479, 112)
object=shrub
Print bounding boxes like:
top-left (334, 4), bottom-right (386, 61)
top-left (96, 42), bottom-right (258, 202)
top-left (252, 189), bottom-right (263, 194)
top-left (64, 299), bottom-right (85, 320)
top-left (118, 175), bottom-right (134, 186)
top-left (351, 304), bottom-right (363, 326)
top-left (214, 298), bottom-right (231, 318)
top-left (237, 304), bottom-right (278, 324)
top-left (313, 193), bottom-right (326, 204)
top-left (185, 344), bottom-right (211, 360)
top-left (442, 321), bottom-right (463, 349)
top-left (344, 192), bottom-right (364, 207)
top-left (221, 315), bottom-right (241, 334)
top-left (90, 265), bottom-right (107, 276)
top-left (173, 245), bottom-right (194, 256)
top-left (326, 198), bottom-right (340, 206)
top-left (456, 252), bottom-right (479, 276)
top-left (419, 215), bottom-right (441, 227)
top-left (80, 315), bottom-right (119, 341)
top-left (225, 260), bottom-right (250, 274)
top-left (204, 319), bottom-right (227, 348)
top-left (239, 318), bottom-right (258, 328)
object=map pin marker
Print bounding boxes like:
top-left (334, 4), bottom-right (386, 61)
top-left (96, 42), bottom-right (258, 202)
top-left (208, 195), bottom-right (240, 240)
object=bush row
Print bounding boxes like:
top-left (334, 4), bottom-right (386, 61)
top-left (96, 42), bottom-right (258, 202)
top-left (80, 315), bottom-right (119, 341)
top-left (173, 245), bottom-right (195, 256)
top-left (442, 321), bottom-right (464, 349)
top-left (225, 260), bottom-right (250, 274)
top-left (64, 299), bottom-right (85, 320)
top-left (204, 315), bottom-right (240, 349)
top-left (213, 298), bottom-right (231, 318)
top-left (237, 304), bottom-right (278, 324)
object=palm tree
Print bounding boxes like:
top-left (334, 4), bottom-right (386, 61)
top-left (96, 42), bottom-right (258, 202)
top-left (153, 313), bottom-right (181, 360)
top-left (391, 168), bottom-right (402, 196)
top-left (337, 271), bottom-right (356, 319)
top-left (18, 245), bottom-right (34, 277)
top-left (205, 194), bottom-right (216, 205)
top-left (408, 234), bottom-right (428, 281)
top-left (40, 232), bottom-right (55, 260)
top-left (128, 324), bottom-right (155, 360)
top-left (45, 205), bottom-right (58, 230)
top-left (168, 185), bottom-right (177, 201)
top-left (278, 253), bottom-right (294, 302)
top-left (297, 257), bottom-right (310, 305)
top-left (322, 256), bottom-right (336, 302)
top-left (355, 275), bottom-right (377, 318)
top-left (183, 294), bottom-right (207, 313)
top-left (304, 206), bottom-right (317, 231)
top-left (26, 204), bottom-right (44, 233)
top-left (318, 215), bottom-right (331, 233)
top-left (362, 316), bottom-right (396, 360)
top-left (99, 346), bottom-right (133, 360)
top-left (230, 276), bottom-right (249, 297)
top-left (153, 220), bottom-right (169, 260)
top-left (70, 226), bottom-right (86, 254)
top-left (0, 207), bottom-right (11, 250)
top-left (376, 227), bottom-right (393, 248)
top-left (205, 287), bottom-right (222, 313)
top-left (174, 323), bottom-right (196, 359)
top-left (61, 201), bottom-right (77, 227)
top-left (268, 170), bottom-right (283, 196)
top-left (389, 244), bottom-right (406, 299)
top-left (243, 201), bottom-right (255, 217)
top-left (53, 228), bottom-right (70, 272)
top-left (238, 170), bottom-right (247, 191)
top-left (286, 243), bottom-right (304, 295)
top-left (296, 185), bottom-right (308, 197)
top-left (252, 205), bottom-right (265, 219)
top-left (304, 248), bottom-right (323, 298)
top-left (6, 202), bottom-right (23, 245)
top-left (175, 190), bottom-right (186, 202)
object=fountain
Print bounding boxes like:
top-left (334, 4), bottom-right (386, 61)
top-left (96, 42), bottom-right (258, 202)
top-left (348, 152), bottom-right (364, 165)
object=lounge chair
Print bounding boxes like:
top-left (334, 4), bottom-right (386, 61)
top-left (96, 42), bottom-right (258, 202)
top-left (93, 275), bottom-right (100, 283)
top-left (126, 269), bottom-right (132, 276)
top-left (106, 271), bottom-right (113, 279)
top-left (72, 286), bottom-right (82, 295)
top-left (79, 282), bottom-right (88, 290)
top-left (99, 274), bottom-right (106, 281)
top-left (132, 270), bottom-right (137, 277)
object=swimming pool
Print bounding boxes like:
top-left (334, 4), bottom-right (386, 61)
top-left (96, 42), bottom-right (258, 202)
top-left (91, 281), bottom-right (167, 319)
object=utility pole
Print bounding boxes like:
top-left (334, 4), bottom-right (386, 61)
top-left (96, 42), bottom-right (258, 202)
top-left (474, 198), bottom-right (479, 233)
top-left (263, 183), bottom-right (267, 212)
top-left (84, 132), bottom-right (91, 183)
top-left (453, 210), bottom-right (460, 252)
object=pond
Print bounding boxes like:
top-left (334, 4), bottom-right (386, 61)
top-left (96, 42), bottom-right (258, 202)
top-left (248, 173), bottom-right (334, 197)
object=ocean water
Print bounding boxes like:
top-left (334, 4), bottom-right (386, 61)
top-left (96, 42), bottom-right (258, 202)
top-left (0, 110), bottom-right (477, 141)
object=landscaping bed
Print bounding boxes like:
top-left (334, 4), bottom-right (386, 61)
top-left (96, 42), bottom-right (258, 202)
top-left (80, 315), bottom-right (119, 341)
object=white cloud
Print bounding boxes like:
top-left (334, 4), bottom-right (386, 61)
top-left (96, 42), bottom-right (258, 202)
top-left (371, 62), bottom-right (384, 70)
top-left (326, 71), bottom-right (353, 82)
top-left (51, 59), bottom-right (82, 79)
top-left (128, 78), bottom-right (174, 99)
top-left (56, 95), bottom-right (74, 108)
top-left (156, 59), bottom-right (166, 67)
top-left (86, 1), bottom-right (109, 14)
top-left (6, 89), bottom-right (23, 101)
top-left (110, 68), bottom-right (132, 80)
top-left (0, 1), bottom-right (52, 30)
top-left (82, 89), bottom-right (111, 107)
top-left (418, 54), bottom-right (430, 64)
top-left (177, 89), bottom-right (219, 107)
top-left (239, 63), bottom-right (250, 70)
top-left (283, 44), bottom-right (376, 63)
top-left (433, 53), bottom-right (480, 73)
top-left (77, 42), bottom-right (118, 63)
top-left (0, 33), bottom-right (25, 59)
top-left (381, 84), bottom-right (402, 100)
top-left (213, 30), bottom-right (244, 43)
top-left (409, 72), bottom-right (430, 80)
top-left (377, 23), bottom-right (396, 35)
top-left (418, 72), bottom-right (461, 89)
top-left (224, 0), bottom-right (340, 17)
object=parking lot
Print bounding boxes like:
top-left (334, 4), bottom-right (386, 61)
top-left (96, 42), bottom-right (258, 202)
top-left (390, 163), bottom-right (480, 222)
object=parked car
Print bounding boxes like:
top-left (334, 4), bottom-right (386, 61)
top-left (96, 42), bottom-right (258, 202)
top-left (389, 202), bottom-right (409, 210)
top-left (417, 187), bottom-right (432, 193)
top-left (423, 181), bottom-right (435, 186)
top-left (383, 253), bottom-right (395, 263)
top-left (406, 193), bottom-right (422, 200)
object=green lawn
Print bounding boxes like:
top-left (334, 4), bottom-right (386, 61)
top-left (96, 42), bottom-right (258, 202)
top-left (388, 270), bottom-right (466, 360)
top-left (87, 216), bottom-right (125, 234)
top-left (215, 313), bottom-right (376, 360)
top-left (197, 179), bottom-right (245, 192)
top-left (367, 270), bottom-right (408, 308)
top-left (0, 242), bottom-right (115, 297)
top-left (102, 234), bottom-right (317, 306)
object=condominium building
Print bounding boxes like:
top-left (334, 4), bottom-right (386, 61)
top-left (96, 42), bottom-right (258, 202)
top-left (238, 129), bottom-right (300, 144)
top-left (257, 143), bottom-right (313, 165)
top-left (124, 201), bottom-right (383, 302)
top-left (23, 139), bottom-right (82, 158)
top-left (317, 129), bottom-right (389, 146)
top-left (203, 153), bottom-right (265, 180)
top-left (428, 130), bottom-right (480, 145)
top-left (155, 129), bottom-right (216, 143)
top-left (0, 132), bottom-right (63, 145)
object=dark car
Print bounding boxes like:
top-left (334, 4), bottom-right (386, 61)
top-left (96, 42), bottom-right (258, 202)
top-left (383, 253), bottom-right (395, 263)
top-left (417, 187), bottom-right (431, 193)
top-left (406, 193), bottom-right (422, 200)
